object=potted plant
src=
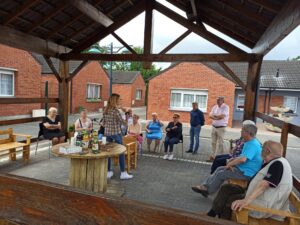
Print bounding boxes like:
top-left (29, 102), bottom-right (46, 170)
top-left (68, 124), bottom-right (75, 138)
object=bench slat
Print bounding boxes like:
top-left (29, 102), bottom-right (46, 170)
top-left (0, 142), bottom-right (28, 151)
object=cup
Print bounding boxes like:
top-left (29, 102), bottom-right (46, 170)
top-left (102, 136), bottom-right (107, 145)
top-left (70, 137), bottom-right (75, 146)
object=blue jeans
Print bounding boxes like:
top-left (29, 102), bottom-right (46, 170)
top-left (164, 136), bottom-right (179, 153)
top-left (210, 154), bottom-right (231, 174)
top-left (107, 134), bottom-right (125, 172)
top-left (189, 126), bottom-right (201, 152)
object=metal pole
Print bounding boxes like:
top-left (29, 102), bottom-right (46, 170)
top-left (109, 42), bottom-right (113, 96)
top-left (45, 81), bottom-right (48, 114)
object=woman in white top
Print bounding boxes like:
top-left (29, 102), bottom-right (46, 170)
top-left (74, 109), bottom-right (93, 132)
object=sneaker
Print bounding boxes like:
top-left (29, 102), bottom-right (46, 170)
top-left (168, 154), bottom-right (174, 160)
top-left (107, 171), bottom-right (114, 179)
top-left (192, 151), bottom-right (198, 155)
top-left (120, 172), bottom-right (133, 180)
top-left (163, 154), bottom-right (169, 160)
top-left (186, 150), bottom-right (193, 153)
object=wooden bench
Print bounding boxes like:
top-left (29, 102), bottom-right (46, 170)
top-left (0, 128), bottom-right (31, 163)
top-left (232, 191), bottom-right (300, 225)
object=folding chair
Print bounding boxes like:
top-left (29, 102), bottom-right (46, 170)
top-left (35, 122), bottom-right (52, 158)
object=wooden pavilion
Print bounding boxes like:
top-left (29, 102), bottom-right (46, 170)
top-left (0, 0), bottom-right (300, 224)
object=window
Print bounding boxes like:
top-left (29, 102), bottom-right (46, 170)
top-left (284, 96), bottom-right (298, 113)
top-left (236, 95), bottom-right (245, 111)
top-left (86, 83), bottom-right (101, 99)
top-left (170, 89), bottom-right (208, 112)
top-left (0, 69), bottom-right (14, 97)
top-left (135, 89), bottom-right (142, 100)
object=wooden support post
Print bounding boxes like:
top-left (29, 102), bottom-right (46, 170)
top-left (143, 0), bottom-right (154, 69)
top-left (58, 60), bottom-right (69, 134)
top-left (280, 123), bottom-right (289, 157)
top-left (243, 59), bottom-right (263, 121)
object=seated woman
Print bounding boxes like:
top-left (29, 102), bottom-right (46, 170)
top-left (128, 114), bottom-right (143, 153)
top-left (163, 113), bottom-right (182, 160)
top-left (210, 120), bottom-right (255, 174)
top-left (146, 112), bottom-right (163, 152)
top-left (43, 107), bottom-right (65, 145)
top-left (74, 109), bottom-right (93, 132)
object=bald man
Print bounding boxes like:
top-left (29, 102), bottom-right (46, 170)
top-left (207, 140), bottom-right (293, 221)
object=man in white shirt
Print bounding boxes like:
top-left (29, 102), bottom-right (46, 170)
top-left (208, 96), bottom-right (229, 162)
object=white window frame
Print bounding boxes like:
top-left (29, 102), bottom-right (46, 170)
top-left (236, 94), bottom-right (245, 111)
top-left (86, 83), bottom-right (101, 99)
top-left (169, 89), bottom-right (208, 112)
top-left (284, 96), bottom-right (298, 113)
top-left (0, 69), bottom-right (15, 97)
top-left (135, 89), bottom-right (142, 100)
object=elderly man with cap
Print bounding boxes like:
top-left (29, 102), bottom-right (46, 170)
top-left (208, 96), bottom-right (230, 162)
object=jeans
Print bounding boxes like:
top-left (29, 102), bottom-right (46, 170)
top-left (202, 166), bottom-right (250, 194)
top-left (212, 184), bottom-right (245, 219)
top-left (210, 154), bottom-right (231, 174)
top-left (107, 134), bottom-right (125, 172)
top-left (189, 126), bottom-right (201, 152)
top-left (164, 136), bottom-right (179, 153)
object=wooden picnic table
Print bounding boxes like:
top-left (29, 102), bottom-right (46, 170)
top-left (52, 142), bottom-right (125, 193)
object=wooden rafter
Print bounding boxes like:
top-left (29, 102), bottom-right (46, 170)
top-left (159, 30), bottom-right (191, 54)
top-left (105, 1), bottom-right (129, 15)
top-left (43, 56), bottom-right (62, 82)
top-left (218, 62), bottom-right (246, 90)
top-left (70, 0), bottom-right (147, 53)
top-left (59, 53), bottom-right (260, 62)
top-left (189, 0), bottom-right (206, 30)
top-left (111, 32), bottom-right (137, 54)
top-left (1, 0), bottom-right (39, 25)
top-left (0, 25), bottom-right (69, 57)
top-left (26, 2), bottom-right (70, 33)
top-left (72, 0), bottom-right (113, 27)
top-left (66, 60), bottom-right (89, 82)
top-left (154, 1), bottom-right (246, 55)
top-left (248, 0), bottom-right (283, 13)
top-left (252, 0), bottom-right (300, 55)
top-left (143, 0), bottom-right (154, 69)
top-left (217, 0), bottom-right (269, 26)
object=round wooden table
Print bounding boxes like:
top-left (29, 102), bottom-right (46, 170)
top-left (52, 142), bottom-right (126, 193)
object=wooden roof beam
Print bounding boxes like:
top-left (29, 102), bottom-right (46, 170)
top-left (154, 1), bottom-right (247, 55)
top-left (143, 0), bottom-right (154, 69)
top-left (70, 0), bottom-right (147, 53)
top-left (66, 60), bottom-right (89, 82)
top-left (60, 53), bottom-right (260, 62)
top-left (159, 30), bottom-right (192, 54)
top-left (247, 0), bottom-right (283, 13)
top-left (1, 0), bottom-right (39, 25)
top-left (218, 62), bottom-right (246, 90)
top-left (72, 0), bottom-right (113, 27)
top-left (111, 32), bottom-right (137, 54)
top-left (189, 0), bottom-right (206, 30)
top-left (43, 56), bottom-right (62, 82)
top-left (26, 2), bottom-right (70, 33)
top-left (0, 25), bottom-right (70, 57)
top-left (252, 0), bottom-right (300, 55)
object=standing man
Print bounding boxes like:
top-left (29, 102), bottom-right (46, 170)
top-left (208, 96), bottom-right (229, 162)
top-left (186, 102), bottom-right (205, 154)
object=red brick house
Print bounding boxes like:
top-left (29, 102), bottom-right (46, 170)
top-left (112, 71), bottom-right (146, 108)
top-left (0, 44), bottom-right (109, 117)
top-left (147, 62), bottom-right (236, 127)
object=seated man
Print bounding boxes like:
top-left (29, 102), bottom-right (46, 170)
top-left (207, 140), bottom-right (293, 221)
top-left (163, 113), bottom-right (182, 161)
top-left (210, 120), bottom-right (255, 174)
top-left (191, 124), bottom-right (262, 197)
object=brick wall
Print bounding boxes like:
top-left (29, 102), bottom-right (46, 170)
top-left (131, 74), bottom-right (146, 107)
top-left (257, 95), bottom-right (284, 114)
top-left (112, 84), bottom-right (132, 107)
top-left (147, 62), bottom-right (236, 127)
top-left (41, 62), bottom-right (110, 113)
top-left (0, 44), bottom-right (41, 117)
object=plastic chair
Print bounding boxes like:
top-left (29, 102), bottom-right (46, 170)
top-left (35, 122), bottom-right (52, 158)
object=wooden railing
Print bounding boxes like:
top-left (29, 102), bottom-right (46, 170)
top-left (255, 112), bottom-right (300, 192)
top-left (0, 174), bottom-right (238, 225)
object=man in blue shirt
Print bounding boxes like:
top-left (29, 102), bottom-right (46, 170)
top-left (186, 102), bottom-right (205, 154)
top-left (191, 124), bottom-right (263, 197)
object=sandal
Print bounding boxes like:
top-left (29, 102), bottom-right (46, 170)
top-left (191, 185), bottom-right (209, 198)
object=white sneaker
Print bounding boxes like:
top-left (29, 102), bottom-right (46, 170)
top-left (107, 171), bottom-right (114, 179)
top-left (168, 154), bottom-right (174, 160)
top-left (120, 172), bottom-right (133, 180)
top-left (163, 154), bottom-right (169, 160)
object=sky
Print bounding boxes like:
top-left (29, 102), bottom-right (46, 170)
top-left (100, 0), bottom-right (300, 69)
